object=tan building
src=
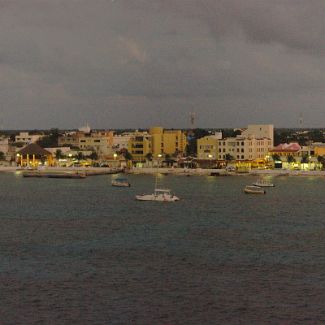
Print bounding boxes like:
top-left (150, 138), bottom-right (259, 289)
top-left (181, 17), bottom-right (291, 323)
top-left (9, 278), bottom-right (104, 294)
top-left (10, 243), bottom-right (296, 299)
top-left (59, 131), bottom-right (114, 158)
top-left (78, 131), bottom-right (114, 157)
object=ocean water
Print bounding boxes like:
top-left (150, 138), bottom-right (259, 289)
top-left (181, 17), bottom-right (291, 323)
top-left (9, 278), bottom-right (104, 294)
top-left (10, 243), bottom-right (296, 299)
top-left (1, 172), bottom-right (325, 324)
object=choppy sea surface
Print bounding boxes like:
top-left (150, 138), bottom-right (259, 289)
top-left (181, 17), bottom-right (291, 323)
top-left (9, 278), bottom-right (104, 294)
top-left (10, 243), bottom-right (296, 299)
top-left (1, 172), bottom-right (325, 324)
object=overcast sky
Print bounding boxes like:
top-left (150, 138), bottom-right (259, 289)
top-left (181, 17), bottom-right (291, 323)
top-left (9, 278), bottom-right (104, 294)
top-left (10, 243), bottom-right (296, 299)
top-left (0, 0), bottom-right (324, 129)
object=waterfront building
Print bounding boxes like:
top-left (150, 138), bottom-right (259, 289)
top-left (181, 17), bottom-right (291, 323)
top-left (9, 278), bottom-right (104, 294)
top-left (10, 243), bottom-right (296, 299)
top-left (197, 133), bottom-right (222, 160)
top-left (78, 131), bottom-right (114, 157)
top-left (59, 130), bottom-right (114, 158)
top-left (310, 142), bottom-right (325, 157)
top-left (149, 127), bottom-right (187, 157)
top-left (217, 125), bottom-right (273, 161)
top-left (196, 124), bottom-right (274, 169)
top-left (128, 131), bottom-right (151, 163)
top-left (269, 143), bottom-right (301, 159)
top-left (16, 143), bottom-right (53, 167)
top-left (112, 133), bottom-right (133, 152)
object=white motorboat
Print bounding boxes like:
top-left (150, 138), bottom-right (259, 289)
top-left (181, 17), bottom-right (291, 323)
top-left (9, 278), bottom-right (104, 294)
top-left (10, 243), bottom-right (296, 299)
top-left (136, 188), bottom-right (180, 202)
top-left (111, 178), bottom-right (130, 187)
top-left (244, 185), bottom-right (266, 194)
top-left (252, 178), bottom-right (274, 187)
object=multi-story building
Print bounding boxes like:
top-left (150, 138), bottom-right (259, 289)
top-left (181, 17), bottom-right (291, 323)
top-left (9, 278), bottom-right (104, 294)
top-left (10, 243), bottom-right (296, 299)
top-left (59, 130), bottom-right (114, 158)
top-left (112, 133), bottom-right (133, 152)
top-left (217, 125), bottom-right (274, 161)
top-left (128, 131), bottom-right (151, 162)
top-left (15, 132), bottom-right (43, 145)
top-left (78, 131), bottom-right (114, 157)
top-left (58, 132), bottom-right (81, 147)
top-left (149, 127), bottom-right (187, 157)
top-left (197, 125), bottom-right (274, 163)
top-left (0, 137), bottom-right (9, 156)
top-left (197, 133), bottom-right (222, 160)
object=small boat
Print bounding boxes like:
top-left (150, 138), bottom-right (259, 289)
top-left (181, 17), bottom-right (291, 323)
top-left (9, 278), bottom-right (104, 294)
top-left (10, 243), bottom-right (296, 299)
top-left (136, 188), bottom-right (180, 202)
top-left (252, 178), bottom-right (274, 187)
top-left (244, 185), bottom-right (266, 194)
top-left (111, 178), bottom-right (130, 187)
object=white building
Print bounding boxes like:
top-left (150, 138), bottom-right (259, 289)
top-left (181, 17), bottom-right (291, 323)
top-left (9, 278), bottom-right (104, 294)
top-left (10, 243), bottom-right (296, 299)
top-left (0, 137), bottom-right (9, 156)
top-left (15, 132), bottom-right (43, 145)
top-left (217, 124), bottom-right (273, 161)
top-left (112, 133), bottom-right (133, 152)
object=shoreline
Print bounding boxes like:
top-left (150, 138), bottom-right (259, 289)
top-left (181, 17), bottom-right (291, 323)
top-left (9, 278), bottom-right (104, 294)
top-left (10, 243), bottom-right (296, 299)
top-left (1, 166), bottom-right (325, 177)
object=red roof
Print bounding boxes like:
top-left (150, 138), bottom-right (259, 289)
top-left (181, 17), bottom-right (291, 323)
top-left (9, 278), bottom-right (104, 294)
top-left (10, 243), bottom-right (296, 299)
top-left (270, 143), bottom-right (301, 153)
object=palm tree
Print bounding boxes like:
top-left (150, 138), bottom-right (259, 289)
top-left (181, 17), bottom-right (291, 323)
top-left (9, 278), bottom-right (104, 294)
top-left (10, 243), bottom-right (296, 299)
top-left (77, 151), bottom-right (84, 161)
top-left (272, 154), bottom-right (281, 162)
top-left (287, 155), bottom-right (295, 163)
top-left (301, 154), bottom-right (309, 164)
top-left (55, 149), bottom-right (63, 160)
top-left (89, 151), bottom-right (98, 161)
top-left (145, 153), bottom-right (153, 161)
top-left (225, 154), bottom-right (234, 161)
top-left (317, 155), bottom-right (325, 170)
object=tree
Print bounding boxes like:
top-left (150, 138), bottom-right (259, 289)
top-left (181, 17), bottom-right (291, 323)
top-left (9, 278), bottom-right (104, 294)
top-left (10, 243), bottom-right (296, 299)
top-left (287, 155), bottom-right (295, 163)
top-left (272, 154), bottom-right (281, 161)
top-left (186, 128), bottom-right (210, 156)
top-left (89, 151), bottom-right (98, 161)
top-left (37, 128), bottom-right (60, 148)
top-left (301, 154), bottom-right (309, 164)
top-left (123, 150), bottom-right (133, 161)
top-left (145, 153), bottom-right (153, 161)
top-left (225, 154), bottom-right (234, 161)
top-left (317, 156), bottom-right (325, 170)
top-left (77, 152), bottom-right (84, 161)
top-left (55, 149), bottom-right (64, 159)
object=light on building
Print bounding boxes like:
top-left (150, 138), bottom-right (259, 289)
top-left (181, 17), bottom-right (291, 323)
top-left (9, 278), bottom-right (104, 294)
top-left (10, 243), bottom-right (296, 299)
top-left (113, 153), bottom-right (118, 159)
top-left (208, 154), bottom-right (213, 158)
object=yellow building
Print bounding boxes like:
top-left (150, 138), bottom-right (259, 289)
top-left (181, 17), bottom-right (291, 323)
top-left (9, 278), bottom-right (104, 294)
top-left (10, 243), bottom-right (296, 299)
top-left (149, 127), bottom-right (187, 157)
top-left (311, 143), bottom-right (325, 157)
top-left (128, 132), bottom-right (151, 162)
top-left (197, 134), bottom-right (221, 159)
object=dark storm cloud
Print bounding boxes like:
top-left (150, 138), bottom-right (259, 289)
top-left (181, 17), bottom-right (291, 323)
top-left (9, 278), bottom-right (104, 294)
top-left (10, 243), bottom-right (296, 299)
top-left (0, 0), bottom-right (324, 129)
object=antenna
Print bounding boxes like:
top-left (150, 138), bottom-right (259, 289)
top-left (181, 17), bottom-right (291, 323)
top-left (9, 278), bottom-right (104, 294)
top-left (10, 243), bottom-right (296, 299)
top-left (190, 112), bottom-right (196, 129)
top-left (299, 113), bottom-right (303, 129)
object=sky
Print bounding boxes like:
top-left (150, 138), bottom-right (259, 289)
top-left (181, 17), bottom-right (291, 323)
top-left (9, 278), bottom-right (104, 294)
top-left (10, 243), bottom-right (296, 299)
top-left (0, 0), bottom-right (324, 129)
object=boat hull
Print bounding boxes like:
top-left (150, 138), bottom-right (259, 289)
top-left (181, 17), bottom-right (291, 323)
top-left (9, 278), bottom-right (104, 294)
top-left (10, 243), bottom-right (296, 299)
top-left (135, 194), bottom-right (180, 202)
top-left (252, 183), bottom-right (274, 187)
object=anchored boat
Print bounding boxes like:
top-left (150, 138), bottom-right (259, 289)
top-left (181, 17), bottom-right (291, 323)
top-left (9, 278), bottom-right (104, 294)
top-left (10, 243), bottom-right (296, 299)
top-left (244, 185), bottom-right (266, 194)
